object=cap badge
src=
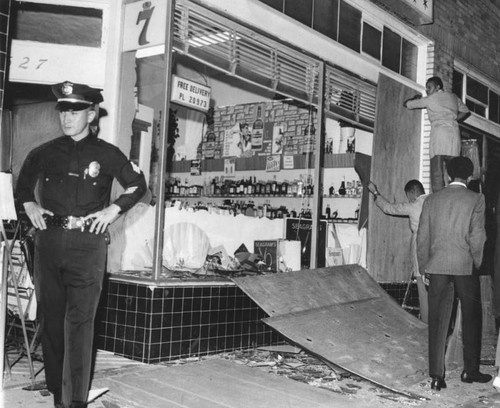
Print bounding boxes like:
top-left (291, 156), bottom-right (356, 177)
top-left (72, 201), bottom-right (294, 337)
top-left (62, 82), bottom-right (74, 96)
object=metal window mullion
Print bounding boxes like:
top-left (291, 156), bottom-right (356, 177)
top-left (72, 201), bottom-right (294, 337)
top-left (310, 61), bottom-right (326, 269)
top-left (177, 3), bottom-right (190, 54)
top-left (271, 50), bottom-right (279, 91)
top-left (153, 0), bottom-right (176, 282)
top-left (221, 28), bottom-right (236, 74)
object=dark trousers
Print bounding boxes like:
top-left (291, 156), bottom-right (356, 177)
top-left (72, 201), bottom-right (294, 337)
top-left (430, 155), bottom-right (453, 193)
top-left (35, 228), bottom-right (107, 406)
top-left (428, 274), bottom-right (482, 378)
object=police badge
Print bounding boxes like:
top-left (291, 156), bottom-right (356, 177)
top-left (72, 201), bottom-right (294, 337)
top-left (88, 161), bottom-right (100, 178)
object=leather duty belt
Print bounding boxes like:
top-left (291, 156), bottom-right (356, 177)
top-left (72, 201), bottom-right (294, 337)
top-left (44, 215), bottom-right (95, 232)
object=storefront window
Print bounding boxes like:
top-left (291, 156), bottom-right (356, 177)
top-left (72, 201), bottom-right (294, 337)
top-left (12, 2), bottom-right (102, 47)
top-left (257, 0), bottom-right (419, 82)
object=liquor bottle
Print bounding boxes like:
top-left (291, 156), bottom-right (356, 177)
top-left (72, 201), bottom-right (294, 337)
top-left (165, 178), bottom-right (172, 196)
top-left (210, 177), bottom-right (216, 195)
top-left (325, 204), bottom-right (331, 219)
top-left (173, 178), bottom-right (180, 195)
top-left (291, 179), bottom-right (298, 196)
top-left (281, 180), bottom-right (289, 196)
top-left (247, 177), bottom-right (254, 195)
top-left (302, 112), bottom-right (316, 154)
top-left (329, 185), bottom-right (335, 196)
top-left (214, 177), bottom-right (221, 195)
top-left (251, 105), bottom-right (264, 150)
top-left (297, 175), bottom-right (304, 197)
top-left (306, 176), bottom-right (313, 196)
top-left (338, 180), bottom-right (346, 196)
top-left (265, 179), bottom-right (272, 195)
top-left (271, 175), bottom-right (278, 196)
top-left (204, 109), bottom-right (216, 159)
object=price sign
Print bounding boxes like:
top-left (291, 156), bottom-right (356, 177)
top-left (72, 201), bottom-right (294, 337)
top-left (170, 75), bottom-right (211, 113)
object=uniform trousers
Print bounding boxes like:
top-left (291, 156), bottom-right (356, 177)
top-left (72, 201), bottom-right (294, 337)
top-left (428, 273), bottom-right (482, 379)
top-left (34, 227), bottom-right (107, 406)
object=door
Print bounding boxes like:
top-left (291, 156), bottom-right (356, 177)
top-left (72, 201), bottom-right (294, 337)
top-left (368, 74), bottom-right (422, 281)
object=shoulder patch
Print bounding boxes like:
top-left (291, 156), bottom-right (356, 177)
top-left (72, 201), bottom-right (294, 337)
top-left (130, 162), bottom-right (142, 174)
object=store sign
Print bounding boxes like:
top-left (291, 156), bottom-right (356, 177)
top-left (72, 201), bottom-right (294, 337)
top-left (170, 75), bottom-right (211, 112)
top-left (10, 41), bottom-right (105, 88)
top-left (123, 0), bottom-right (167, 52)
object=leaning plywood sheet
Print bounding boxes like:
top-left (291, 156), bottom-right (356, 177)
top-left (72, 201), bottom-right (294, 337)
top-left (232, 265), bottom-right (386, 316)
top-left (232, 265), bottom-right (428, 395)
top-left (263, 298), bottom-right (427, 391)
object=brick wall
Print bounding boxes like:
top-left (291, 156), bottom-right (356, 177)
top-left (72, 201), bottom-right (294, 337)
top-left (368, 0), bottom-right (500, 88)
top-left (0, 0), bottom-right (12, 111)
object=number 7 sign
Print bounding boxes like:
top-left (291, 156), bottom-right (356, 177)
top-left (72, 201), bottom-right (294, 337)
top-left (123, 1), bottom-right (167, 52)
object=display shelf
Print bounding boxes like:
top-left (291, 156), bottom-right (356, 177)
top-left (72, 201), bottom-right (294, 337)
top-left (166, 194), bottom-right (361, 199)
top-left (169, 153), bottom-right (355, 173)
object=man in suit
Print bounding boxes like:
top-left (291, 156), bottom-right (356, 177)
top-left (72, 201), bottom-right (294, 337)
top-left (417, 156), bottom-right (490, 390)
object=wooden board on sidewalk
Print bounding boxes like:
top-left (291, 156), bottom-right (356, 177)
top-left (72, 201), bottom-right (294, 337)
top-left (98, 358), bottom-right (372, 408)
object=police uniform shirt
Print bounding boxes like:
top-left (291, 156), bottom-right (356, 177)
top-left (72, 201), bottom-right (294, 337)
top-left (16, 132), bottom-right (147, 217)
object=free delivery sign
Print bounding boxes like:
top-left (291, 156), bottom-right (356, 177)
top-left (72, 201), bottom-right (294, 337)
top-left (170, 75), bottom-right (211, 113)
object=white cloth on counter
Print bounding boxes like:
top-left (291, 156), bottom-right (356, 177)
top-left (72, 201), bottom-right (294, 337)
top-left (108, 204), bottom-right (285, 272)
top-left (163, 207), bottom-right (285, 257)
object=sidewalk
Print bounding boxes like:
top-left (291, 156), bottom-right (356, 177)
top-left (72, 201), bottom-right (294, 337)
top-left (3, 345), bottom-right (500, 408)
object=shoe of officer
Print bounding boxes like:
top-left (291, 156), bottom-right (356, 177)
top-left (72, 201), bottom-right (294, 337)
top-left (461, 370), bottom-right (492, 383)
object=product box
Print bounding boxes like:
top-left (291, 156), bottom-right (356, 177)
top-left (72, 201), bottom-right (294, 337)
top-left (285, 218), bottom-right (327, 268)
top-left (254, 239), bottom-right (301, 272)
top-left (254, 240), bottom-right (279, 271)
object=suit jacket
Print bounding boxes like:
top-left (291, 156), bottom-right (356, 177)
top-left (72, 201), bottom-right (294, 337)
top-left (417, 183), bottom-right (486, 275)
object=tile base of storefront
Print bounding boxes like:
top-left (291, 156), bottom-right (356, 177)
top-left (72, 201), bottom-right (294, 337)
top-left (95, 275), bottom-right (283, 363)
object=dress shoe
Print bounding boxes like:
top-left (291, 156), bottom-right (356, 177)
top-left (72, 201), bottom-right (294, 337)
top-left (430, 376), bottom-right (447, 391)
top-left (461, 371), bottom-right (492, 383)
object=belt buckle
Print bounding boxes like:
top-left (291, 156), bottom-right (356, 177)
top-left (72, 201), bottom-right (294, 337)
top-left (65, 216), bottom-right (86, 231)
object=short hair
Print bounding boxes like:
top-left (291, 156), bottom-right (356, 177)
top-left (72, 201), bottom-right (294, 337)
top-left (404, 179), bottom-right (425, 195)
top-left (447, 156), bottom-right (473, 180)
top-left (426, 76), bottom-right (443, 90)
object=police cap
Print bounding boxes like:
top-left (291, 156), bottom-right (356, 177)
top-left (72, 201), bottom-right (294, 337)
top-left (52, 81), bottom-right (103, 111)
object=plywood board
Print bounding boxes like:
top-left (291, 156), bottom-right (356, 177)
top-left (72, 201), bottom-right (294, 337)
top-left (263, 298), bottom-right (427, 393)
top-left (232, 265), bottom-right (386, 317)
top-left (369, 74), bottom-right (422, 281)
top-left (232, 266), bottom-right (428, 396)
top-left (102, 358), bottom-right (371, 408)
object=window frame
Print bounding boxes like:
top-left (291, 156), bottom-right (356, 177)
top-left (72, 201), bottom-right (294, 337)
top-left (454, 62), bottom-right (500, 124)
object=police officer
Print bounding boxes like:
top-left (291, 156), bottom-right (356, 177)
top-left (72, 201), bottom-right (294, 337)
top-left (16, 81), bottom-right (147, 408)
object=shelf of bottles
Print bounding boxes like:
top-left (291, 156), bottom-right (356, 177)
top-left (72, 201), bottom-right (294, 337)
top-left (165, 175), bottom-right (362, 199)
top-left (165, 175), bottom-right (361, 223)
